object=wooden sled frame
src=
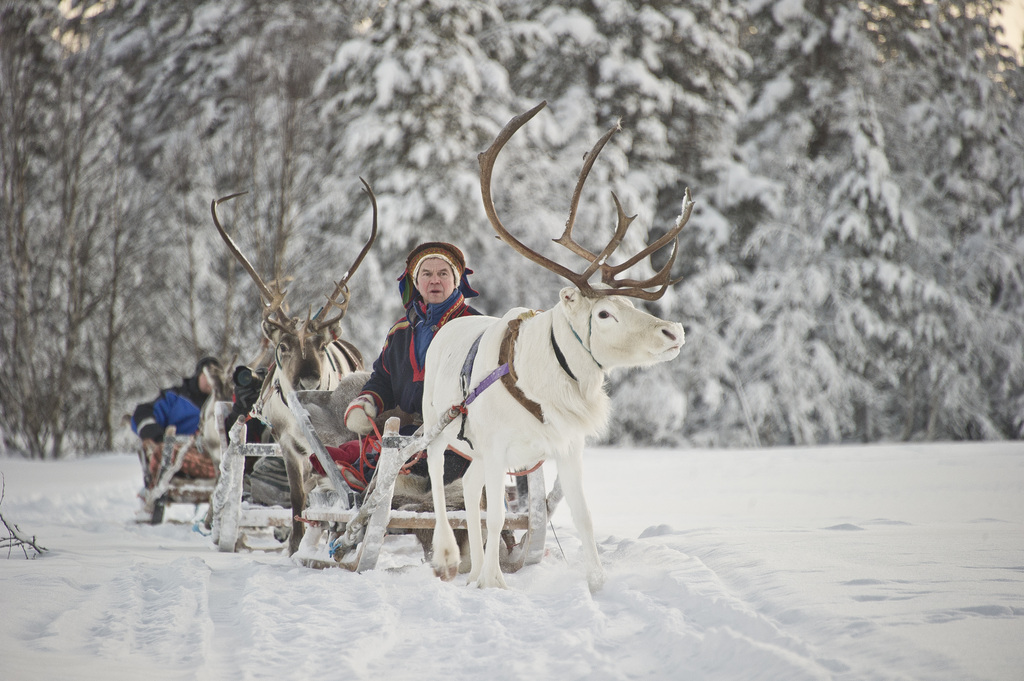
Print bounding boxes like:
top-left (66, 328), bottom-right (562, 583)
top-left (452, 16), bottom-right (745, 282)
top-left (210, 392), bottom-right (552, 574)
top-left (296, 417), bottom-right (548, 573)
top-left (209, 402), bottom-right (293, 552)
top-left (137, 428), bottom-right (217, 525)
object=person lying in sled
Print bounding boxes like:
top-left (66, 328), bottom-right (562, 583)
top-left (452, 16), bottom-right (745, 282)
top-left (131, 356), bottom-right (221, 487)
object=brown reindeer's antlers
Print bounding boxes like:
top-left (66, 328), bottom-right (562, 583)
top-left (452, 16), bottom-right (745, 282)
top-left (211, 180), bottom-right (378, 333)
top-left (211, 192), bottom-right (290, 324)
top-left (311, 177), bottom-right (378, 332)
top-left (479, 101), bottom-right (695, 301)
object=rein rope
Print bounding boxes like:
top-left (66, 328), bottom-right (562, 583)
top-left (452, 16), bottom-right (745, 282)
top-left (328, 418), bottom-right (386, 493)
top-left (566, 316), bottom-right (603, 370)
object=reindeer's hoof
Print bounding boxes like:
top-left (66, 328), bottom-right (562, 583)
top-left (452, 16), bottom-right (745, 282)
top-left (431, 538), bottom-right (460, 581)
top-left (433, 563), bottom-right (459, 581)
top-left (474, 572), bottom-right (508, 589)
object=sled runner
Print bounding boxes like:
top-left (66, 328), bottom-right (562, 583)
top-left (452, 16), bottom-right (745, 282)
top-left (136, 427), bottom-right (217, 525)
top-left (210, 390), bottom-right (554, 574)
top-left (208, 402), bottom-right (293, 552)
top-left (297, 415), bottom-right (549, 573)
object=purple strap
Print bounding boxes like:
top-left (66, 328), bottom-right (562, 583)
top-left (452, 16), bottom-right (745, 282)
top-left (465, 363), bottom-right (509, 406)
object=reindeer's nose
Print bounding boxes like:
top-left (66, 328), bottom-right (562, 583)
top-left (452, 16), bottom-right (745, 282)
top-left (661, 323), bottom-right (685, 346)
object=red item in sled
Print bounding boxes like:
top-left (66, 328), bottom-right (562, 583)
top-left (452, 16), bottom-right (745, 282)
top-left (311, 434), bottom-right (381, 491)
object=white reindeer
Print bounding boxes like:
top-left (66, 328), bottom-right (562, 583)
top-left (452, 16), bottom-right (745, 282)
top-left (423, 102), bottom-right (692, 590)
top-left (211, 181), bottom-right (377, 553)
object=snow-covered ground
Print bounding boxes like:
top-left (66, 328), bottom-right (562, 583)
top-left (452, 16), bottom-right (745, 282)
top-left (1, 442), bottom-right (1021, 681)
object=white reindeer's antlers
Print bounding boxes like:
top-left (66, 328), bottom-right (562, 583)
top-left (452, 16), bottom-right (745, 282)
top-left (478, 101), bottom-right (694, 300)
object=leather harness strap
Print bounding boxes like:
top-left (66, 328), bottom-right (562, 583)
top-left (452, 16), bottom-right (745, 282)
top-left (549, 328), bottom-right (578, 382)
top-left (332, 340), bottom-right (361, 373)
top-left (498, 316), bottom-right (545, 423)
top-left (455, 312), bottom-right (549, 453)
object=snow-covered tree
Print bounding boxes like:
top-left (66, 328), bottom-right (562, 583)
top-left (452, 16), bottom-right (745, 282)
top-left (869, 0), bottom-right (1024, 438)
top-left (3, 0), bottom-right (1021, 454)
top-left (310, 0), bottom-right (522, 348)
top-left (97, 0), bottom-right (367, 371)
top-left (0, 1), bottom-right (152, 456)
top-left (738, 0), bottom-right (1024, 443)
top-left (736, 0), bottom-right (924, 444)
top-left (490, 0), bottom-right (750, 445)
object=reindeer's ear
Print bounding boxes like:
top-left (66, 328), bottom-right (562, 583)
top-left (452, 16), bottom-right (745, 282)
top-left (560, 286), bottom-right (584, 310)
top-left (261, 319), bottom-right (280, 342)
top-left (319, 323), bottom-right (340, 343)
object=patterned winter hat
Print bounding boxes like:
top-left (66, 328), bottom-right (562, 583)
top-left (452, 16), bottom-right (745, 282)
top-left (398, 241), bottom-right (478, 306)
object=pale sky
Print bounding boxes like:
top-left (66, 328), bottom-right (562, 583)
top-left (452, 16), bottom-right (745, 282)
top-left (1001, 0), bottom-right (1024, 58)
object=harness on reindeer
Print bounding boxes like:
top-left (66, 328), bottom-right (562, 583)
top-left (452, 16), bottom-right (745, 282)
top-left (455, 306), bottom-right (593, 439)
top-left (454, 311), bottom-right (542, 451)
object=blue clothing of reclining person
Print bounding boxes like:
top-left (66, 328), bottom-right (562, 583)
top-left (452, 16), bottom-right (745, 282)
top-left (131, 356), bottom-right (221, 444)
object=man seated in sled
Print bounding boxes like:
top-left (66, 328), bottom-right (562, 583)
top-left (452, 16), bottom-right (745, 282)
top-left (131, 356), bottom-right (222, 488)
top-left (223, 363), bottom-right (267, 441)
top-left (314, 242), bottom-right (481, 490)
top-left (221, 362), bottom-right (291, 507)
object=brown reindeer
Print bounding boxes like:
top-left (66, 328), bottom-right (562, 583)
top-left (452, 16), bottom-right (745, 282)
top-left (211, 180), bottom-right (377, 554)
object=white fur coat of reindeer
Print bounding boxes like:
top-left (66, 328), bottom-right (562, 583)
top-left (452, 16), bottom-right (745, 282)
top-left (422, 102), bottom-right (693, 591)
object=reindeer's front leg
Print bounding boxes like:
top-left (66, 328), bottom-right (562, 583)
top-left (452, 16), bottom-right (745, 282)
top-left (559, 442), bottom-right (605, 592)
top-left (462, 459), bottom-right (485, 584)
top-left (280, 436), bottom-right (308, 555)
top-left (428, 439), bottom-right (460, 580)
top-left (475, 454), bottom-right (509, 589)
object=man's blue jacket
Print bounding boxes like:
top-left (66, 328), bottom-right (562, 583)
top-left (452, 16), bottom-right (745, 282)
top-left (131, 375), bottom-right (207, 442)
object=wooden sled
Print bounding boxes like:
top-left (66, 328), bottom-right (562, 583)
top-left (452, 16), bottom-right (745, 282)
top-left (211, 391), bottom-right (554, 575)
top-left (136, 427), bottom-right (217, 525)
top-left (209, 401), bottom-right (293, 552)
top-left (296, 416), bottom-right (549, 573)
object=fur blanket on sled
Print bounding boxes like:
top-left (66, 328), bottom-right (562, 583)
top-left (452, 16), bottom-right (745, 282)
top-left (294, 372), bottom-right (461, 512)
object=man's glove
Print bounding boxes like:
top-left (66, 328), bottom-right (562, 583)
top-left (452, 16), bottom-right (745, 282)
top-left (136, 419), bottom-right (164, 443)
top-left (344, 395), bottom-right (378, 435)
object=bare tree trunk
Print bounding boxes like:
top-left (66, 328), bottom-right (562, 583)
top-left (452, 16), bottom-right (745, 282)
top-left (273, 103), bottom-right (296, 286)
top-left (900, 369), bottom-right (917, 442)
top-left (183, 188), bottom-right (201, 355)
top-left (99, 143), bottom-right (132, 451)
top-left (1, 6), bottom-right (123, 458)
top-left (0, 5), bottom-right (58, 457)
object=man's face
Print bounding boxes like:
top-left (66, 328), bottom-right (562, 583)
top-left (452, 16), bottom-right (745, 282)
top-left (198, 370), bottom-right (213, 395)
top-left (415, 258), bottom-right (456, 305)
